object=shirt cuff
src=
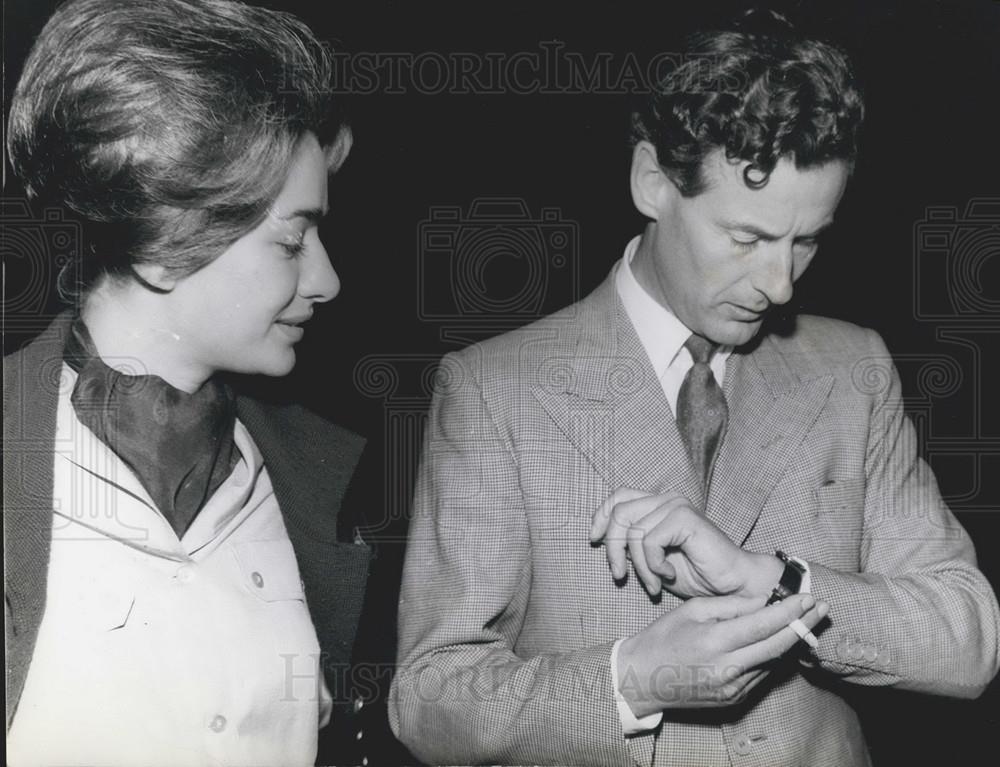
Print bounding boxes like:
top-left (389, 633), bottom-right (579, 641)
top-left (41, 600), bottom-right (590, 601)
top-left (610, 638), bottom-right (663, 735)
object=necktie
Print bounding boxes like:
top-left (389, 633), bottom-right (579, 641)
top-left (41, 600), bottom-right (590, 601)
top-left (676, 334), bottom-right (728, 490)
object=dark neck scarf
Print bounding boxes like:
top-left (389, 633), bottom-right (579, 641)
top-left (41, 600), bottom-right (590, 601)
top-left (64, 319), bottom-right (239, 537)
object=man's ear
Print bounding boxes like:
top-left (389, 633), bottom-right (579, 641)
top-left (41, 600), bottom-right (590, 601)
top-left (630, 141), bottom-right (676, 220)
top-left (130, 262), bottom-right (178, 293)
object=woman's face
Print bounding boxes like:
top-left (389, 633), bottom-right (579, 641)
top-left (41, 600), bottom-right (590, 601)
top-left (163, 132), bottom-right (340, 381)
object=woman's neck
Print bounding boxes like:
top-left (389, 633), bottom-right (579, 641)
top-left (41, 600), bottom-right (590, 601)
top-left (80, 281), bottom-right (211, 394)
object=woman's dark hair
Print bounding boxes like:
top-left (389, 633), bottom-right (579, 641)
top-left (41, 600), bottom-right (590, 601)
top-left (7, 0), bottom-right (350, 299)
top-left (631, 10), bottom-right (864, 196)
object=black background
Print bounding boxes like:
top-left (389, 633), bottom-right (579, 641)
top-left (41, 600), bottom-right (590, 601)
top-left (5, 1), bottom-right (1000, 764)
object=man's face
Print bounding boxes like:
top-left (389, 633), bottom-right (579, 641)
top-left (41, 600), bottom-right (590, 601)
top-left (634, 148), bottom-right (849, 347)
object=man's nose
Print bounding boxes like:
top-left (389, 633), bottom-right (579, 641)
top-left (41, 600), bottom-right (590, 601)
top-left (300, 240), bottom-right (341, 303)
top-left (754, 244), bottom-right (795, 307)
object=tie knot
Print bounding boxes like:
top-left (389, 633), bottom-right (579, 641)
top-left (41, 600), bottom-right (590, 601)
top-left (685, 334), bottom-right (716, 365)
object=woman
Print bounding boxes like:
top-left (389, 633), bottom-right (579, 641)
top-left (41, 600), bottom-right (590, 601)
top-left (4, 1), bottom-right (370, 764)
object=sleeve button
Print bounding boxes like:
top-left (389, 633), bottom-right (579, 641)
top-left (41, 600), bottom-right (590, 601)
top-left (732, 736), bottom-right (752, 755)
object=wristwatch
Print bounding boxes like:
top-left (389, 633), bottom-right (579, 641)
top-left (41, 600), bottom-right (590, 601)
top-left (766, 550), bottom-right (807, 604)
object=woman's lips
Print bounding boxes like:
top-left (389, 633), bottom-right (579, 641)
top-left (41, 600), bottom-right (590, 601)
top-left (274, 318), bottom-right (307, 340)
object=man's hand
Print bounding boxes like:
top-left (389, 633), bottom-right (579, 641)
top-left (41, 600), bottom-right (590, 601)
top-left (591, 488), bottom-right (782, 599)
top-left (617, 593), bottom-right (827, 717)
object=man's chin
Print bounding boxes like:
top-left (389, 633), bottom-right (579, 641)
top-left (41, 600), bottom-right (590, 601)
top-left (709, 319), bottom-right (764, 347)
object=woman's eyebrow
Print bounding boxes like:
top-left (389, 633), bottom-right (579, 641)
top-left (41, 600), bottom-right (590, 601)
top-left (278, 207), bottom-right (328, 224)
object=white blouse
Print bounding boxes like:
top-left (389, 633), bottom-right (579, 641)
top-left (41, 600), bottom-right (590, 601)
top-left (7, 364), bottom-right (330, 767)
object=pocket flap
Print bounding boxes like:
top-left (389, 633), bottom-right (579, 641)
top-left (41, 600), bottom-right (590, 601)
top-left (814, 479), bottom-right (865, 511)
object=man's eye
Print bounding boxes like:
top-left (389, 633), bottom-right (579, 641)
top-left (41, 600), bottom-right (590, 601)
top-left (731, 237), bottom-right (759, 253)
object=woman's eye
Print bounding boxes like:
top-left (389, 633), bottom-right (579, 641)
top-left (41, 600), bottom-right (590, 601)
top-left (280, 237), bottom-right (306, 257)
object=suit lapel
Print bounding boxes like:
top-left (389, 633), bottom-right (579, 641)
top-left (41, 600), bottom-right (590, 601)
top-left (708, 335), bottom-right (834, 544)
top-left (530, 272), bottom-right (703, 507)
top-left (532, 273), bottom-right (835, 544)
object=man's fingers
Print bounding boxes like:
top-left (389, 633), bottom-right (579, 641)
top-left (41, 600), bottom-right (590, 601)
top-left (717, 668), bottom-right (768, 704)
top-left (594, 491), bottom-right (685, 542)
top-left (627, 501), bottom-right (690, 594)
top-left (606, 508), bottom-right (643, 580)
top-left (590, 488), bottom-right (648, 542)
top-left (690, 593), bottom-right (815, 647)
top-left (596, 491), bottom-right (651, 579)
top-left (720, 594), bottom-right (817, 647)
top-left (641, 500), bottom-right (697, 577)
top-left (728, 599), bottom-right (829, 670)
top-left (684, 593), bottom-right (764, 622)
top-left (781, 602), bottom-right (827, 649)
top-left (627, 524), bottom-right (662, 594)
top-left (601, 494), bottom-right (678, 580)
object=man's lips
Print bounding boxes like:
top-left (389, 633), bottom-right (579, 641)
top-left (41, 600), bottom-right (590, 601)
top-left (728, 303), bottom-right (767, 321)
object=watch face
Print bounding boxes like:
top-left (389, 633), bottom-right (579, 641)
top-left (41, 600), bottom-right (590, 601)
top-left (776, 551), bottom-right (804, 594)
top-left (767, 551), bottom-right (805, 603)
top-left (782, 564), bottom-right (804, 593)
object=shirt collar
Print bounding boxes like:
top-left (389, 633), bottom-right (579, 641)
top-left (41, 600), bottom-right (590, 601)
top-left (615, 235), bottom-right (732, 379)
top-left (54, 363), bottom-right (265, 560)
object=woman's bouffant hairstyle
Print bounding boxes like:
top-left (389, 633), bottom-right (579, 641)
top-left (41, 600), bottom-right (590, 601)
top-left (631, 10), bottom-right (864, 196)
top-left (7, 0), bottom-right (350, 299)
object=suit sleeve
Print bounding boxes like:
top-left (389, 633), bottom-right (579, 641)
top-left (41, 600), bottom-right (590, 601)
top-left (389, 352), bottom-right (641, 767)
top-left (804, 330), bottom-right (1000, 696)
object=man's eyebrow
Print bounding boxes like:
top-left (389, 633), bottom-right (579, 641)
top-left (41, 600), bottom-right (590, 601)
top-left (801, 219), bottom-right (836, 238)
top-left (278, 207), bottom-right (328, 224)
top-left (721, 218), bottom-right (835, 239)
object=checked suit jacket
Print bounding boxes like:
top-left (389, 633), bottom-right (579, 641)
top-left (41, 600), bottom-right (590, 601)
top-left (390, 269), bottom-right (1000, 767)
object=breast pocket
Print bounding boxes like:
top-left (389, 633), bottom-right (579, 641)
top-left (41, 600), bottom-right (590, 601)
top-left (813, 479), bottom-right (866, 570)
top-left (232, 539), bottom-right (307, 602)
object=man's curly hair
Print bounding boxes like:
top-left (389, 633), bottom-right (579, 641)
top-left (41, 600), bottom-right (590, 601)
top-left (631, 11), bottom-right (864, 196)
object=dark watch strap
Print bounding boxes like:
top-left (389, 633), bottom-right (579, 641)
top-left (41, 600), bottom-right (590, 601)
top-left (766, 550), bottom-right (805, 605)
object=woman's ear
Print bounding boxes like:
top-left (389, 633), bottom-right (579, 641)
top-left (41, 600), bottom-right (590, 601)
top-left (630, 141), bottom-right (675, 220)
top-left (130, 262), bottom-right (177, 294)
top-left (326, 126), bottom-right (353, 174)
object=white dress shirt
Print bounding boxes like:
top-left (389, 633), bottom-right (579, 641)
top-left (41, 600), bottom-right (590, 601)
top-left (615, 235), bottom-right (731, 414)
top-left (6, 364), bottom-right (331, 767)
top-left (610, 236), bottom-right (731, 735)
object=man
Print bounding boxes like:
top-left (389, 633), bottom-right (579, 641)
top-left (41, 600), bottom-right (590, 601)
top-left (390, 14), bottom-right (1000, 766)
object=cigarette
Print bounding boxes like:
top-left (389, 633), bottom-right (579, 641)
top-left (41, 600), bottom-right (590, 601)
top-left (788, 618), bottom-right (819, 649)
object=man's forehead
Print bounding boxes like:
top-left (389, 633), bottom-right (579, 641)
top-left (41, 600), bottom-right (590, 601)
top-left (693, 149), bottom-right (849, 232)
